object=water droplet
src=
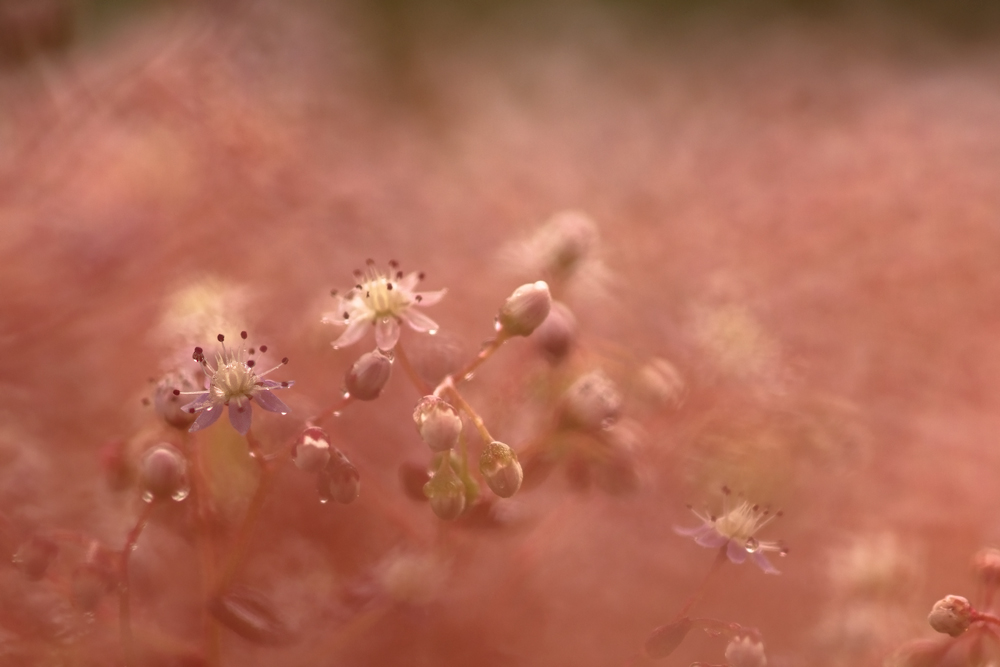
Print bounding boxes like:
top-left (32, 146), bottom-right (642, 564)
top-left (319, 496), bottom-right (329, 504)
top-left (342, 391), bottom-right (351, 400)
top-left (317, 471), bottom-right (333, 504)
top-left (280, 412), bottom-right (288, 416)
top-left (463, 372), bottom-right (475, 381)
top-left (745, 537), bottom-right (760, 553)
top-left (332, 411), bottom-right (341, 418)
top-left (172, 486), bottom-right (190, 502)
top-left (493, 320), bottom-right (503, 332)
top-left (779, 545), bottom-right (789, 557)
top-left (129, 543), bottom-right (139, 552)
top-left (141, 490), bottom-right (154, 504)
top-left (428, 328), bottom-right (438, 336)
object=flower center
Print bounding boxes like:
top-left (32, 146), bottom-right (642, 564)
top-left (361, 275), bottom-right (409, 318)
top-left (211, 355), bottom-right (258, 403)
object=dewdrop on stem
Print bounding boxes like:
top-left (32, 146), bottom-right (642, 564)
top-left (138, 444), bottom-right (189, 503)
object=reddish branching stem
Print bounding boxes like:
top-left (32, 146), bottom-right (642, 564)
top-left (119, 502), bottom-right (155, 667)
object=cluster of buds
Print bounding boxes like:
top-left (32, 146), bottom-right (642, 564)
top-left (292, 427), bottom-right (360, 504)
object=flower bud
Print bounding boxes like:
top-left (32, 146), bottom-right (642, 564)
top-left (423, 460), bottom-right (466, 521)
top-left (413, 396), bottom-right (463, 452)
top-left (560, 370), bottom-right (623, 431)
top-left (292, 427), bottom-right (331, 473)
top-left (479, 441), bottom-right (523, 498)
top-left (139, 444), bottom-right (189, 503)
top-left (534, 210), bottom-right (598, 280)
top-left (534, 300), bottom-right (577, 363)
top-left (725, 632), bottom-right (767, 667)
top-left (928, 595), bottom-right (974, 637)
top-left (973, 547), bottom-right (1000, 589)
top-left (154, 370), bottom-right (201, 429)
top-left (345, 350), bottom-right (392, 401)
top-left (13, 534), bottom-right (59, 581)
top-left (497, 281), bottom-right (552, 337)
top-left (644, 617), bottom-right (693, 659)
top-left (325, 449), bottom-right (360, 504)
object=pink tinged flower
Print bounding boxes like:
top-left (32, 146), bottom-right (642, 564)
top-left (322, 259), bottom-right (446, 352)
top-left (675, 488), bottom-right (788, 574)
top-left (178, 332), bottom-right (294, 436)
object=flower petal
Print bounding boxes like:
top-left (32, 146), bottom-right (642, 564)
top-left (375, 317), bottom-right (400, 351)
top-left (674, 523), bottom-right (711, 538)
top-left (332, 319), bottom-right (370, 350)
top-left (726, 539), bottom-right (748, 564)
top-left (399, 272), bottom-right (421, 292)
top-left (413, 288), bottom-right (446, 307)
top-left (695, 529), bottom-right (729, 549)
top-left (401, 308), bottom-right (439, 334)
top-left (189, 405), bottom-right (223, 433)
top-left (228, 401), bottom-right (253, 436)
top-left (752, 552), bottom-right (780, 575)
top-left (181, 392), bottom-right (213, 412)
top-left (254, 389), bottom-right (290, 414)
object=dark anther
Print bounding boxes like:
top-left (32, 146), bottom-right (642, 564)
top-left (281, 357), bottom-right (289, 364)
top-left (188, 408), bottom-right (196, 414)
top-left (248, 348), bottom-right (255, 355)
top-left (173, 389), bottom-right (181, 396)
top-left (355, 284), bottom-right (362, 290)
top-left (366, 258), bottom-right (375, 265)
top-left (366, 291), bottom-right (370, 298)
top-left (722, 485), bottom-right (731, 495)
top-left (389, 259), bottom-right (399, 268)
top-left (218, 334), bottom-right (225, 342)
top-left (343, 312), bottom-right (349, 319)
top-left (330, 289), bottom-right (338, 297)
top-left (353, 269), bottom-right (363, 277)
top-left (418, 272), bottom-right (426, 280)
top-left (194, 346), bottom-right (203, 354)
top-left (396, 271), bottom-right (403, 280)
top-left (281, 381), bottom-right (289, 387)
top-left (386, 283), bottom-right (393, 291)
top-left (241, 331), bottom-right (248, 339)
top-left (141, 397), bottom-right (150, 406)
top-left (259, 345), bottom-right (268, 353)
top-left (415, 295), bottom-right (423, 302)
top-left (247, 360), bottom-right (256, 368)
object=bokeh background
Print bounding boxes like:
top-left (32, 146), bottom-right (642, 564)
top-left (3, 0), bottom-right (1000, 665)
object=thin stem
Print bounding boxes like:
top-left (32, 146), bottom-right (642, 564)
top-left (673, 546), bottom-right (729, 621)
top-left (441, 380), bottom-right (493, 443)
top-left (119, 502), bottom-right (155, 667)
top-left (450, 333), bottom-right (509, 385)
top-left (308, 394), bottom-right (354, 427)
top-left (395, 341), bottom-right (432, 395)
top-left (974, 610), bottom-right (1000, 628)
top-left (216, 429), bottom-right (276, 594)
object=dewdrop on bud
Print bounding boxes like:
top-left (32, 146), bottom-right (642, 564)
top-left (139, 444), bottom-right (189, 503)
top-left (497, 281), bottom-right (552, 337)
top-left (344, 350), bottom-right (392, 401)
top-left (534, 300), bottom-right (577, 363)
top-left (479, 441), bottom-right (523, 498)
top-left (423, 460), bottom-right (466, 520)
top-left (560, 370), bottom-right (623, 431)
top-left (292, 427), bottom-right (332, 473)
top-left (973, 547), bottom-right (1000, 589)
top-left (725, 632), bottom-right (767, 667)
top-left (928, 595), bottom-right (974, 637)
top-left (413, 396), bottom-right (463, 452)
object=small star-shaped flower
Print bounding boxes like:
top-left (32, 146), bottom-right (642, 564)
top-left (179, 331), bottom-right (294, 435)
top-left (322, 260), bottom-right (446, 352)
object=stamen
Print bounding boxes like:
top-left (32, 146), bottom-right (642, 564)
top-left (281, 357), bottom-right (289, 365)
top-left (172, 389), bottom-right (180, 396)
top-left (389, 259), bottom-right (399, 268)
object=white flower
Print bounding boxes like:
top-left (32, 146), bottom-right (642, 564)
top-left (322, 260), bottom-right (446, 352)
top-left (675, 488), bottom-right (786, 574)
top-left (179, 331), bottom-right (294, 435)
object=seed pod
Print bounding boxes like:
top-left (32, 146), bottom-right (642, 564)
top-left (210, 586), bottom-right (295, 646)
top-left (345, 350), bottom-right (392, 401)
top-left (560, 370), bottom-right (623, 431)
top-left (138, 444), bottom-right (189, 503)
top-left (479, 441), bottom-right (523, 499)
top-left (413, 396), bottom-right (463, 452)
top-left (644, 617), bottom-right (693, 659)
top-left (497, 281), bottom-right (552, 337)
top-left (324, 448), bottom-right (361, 504)
top-left (928, 595), bottom-right (974, 637)
top-left (292, 427), bottom-right (331, 473)
top-left (534, 300), bottom-right (577, 363)
top-left (13, 534), bottom-right (59, 581)
top-left (423, 460), bottom-right (466, 521)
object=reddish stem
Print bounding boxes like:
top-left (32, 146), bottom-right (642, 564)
top-left (395, 340), bottom-right (433, 395)
top-left (119, 502), bottom-right (155, 667)
top-left (673, 546), bottom-right (729, 621)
